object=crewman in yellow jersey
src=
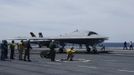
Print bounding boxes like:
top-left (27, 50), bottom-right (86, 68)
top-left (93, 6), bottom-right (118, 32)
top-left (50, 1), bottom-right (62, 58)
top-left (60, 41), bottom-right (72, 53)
top-left (66, 47), bottom-right (76, 61)
top-left (18, 40), bottom-right (25, 60)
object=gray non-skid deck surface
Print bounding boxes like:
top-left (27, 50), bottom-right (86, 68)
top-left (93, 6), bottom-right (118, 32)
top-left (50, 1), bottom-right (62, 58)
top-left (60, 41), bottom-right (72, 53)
top-left (0, 54), bottom-right (134, 75)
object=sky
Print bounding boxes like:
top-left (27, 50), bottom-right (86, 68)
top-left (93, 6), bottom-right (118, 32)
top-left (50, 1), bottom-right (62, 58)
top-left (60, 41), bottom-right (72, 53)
top-left (0, 0), bottom-right (134, 42)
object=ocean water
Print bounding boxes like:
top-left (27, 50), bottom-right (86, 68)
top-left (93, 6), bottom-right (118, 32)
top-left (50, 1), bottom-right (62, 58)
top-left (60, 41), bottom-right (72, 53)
top-left (103, 42), bottom-right (124, 47)
top-left (103, 42), bottom-right (134, 47)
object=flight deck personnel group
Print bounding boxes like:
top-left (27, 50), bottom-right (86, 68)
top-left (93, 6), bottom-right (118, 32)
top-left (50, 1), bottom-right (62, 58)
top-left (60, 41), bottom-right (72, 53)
top-left (123, 41), bottom-right (133, 50)
top-left (1, 40), bottom-right (59, 62)
top-left (0, 40), bottom-right (32, 62)
top-left (1, 40), bottom-right (76, 62)
top-left (16, 40), bottom-right (32, 61)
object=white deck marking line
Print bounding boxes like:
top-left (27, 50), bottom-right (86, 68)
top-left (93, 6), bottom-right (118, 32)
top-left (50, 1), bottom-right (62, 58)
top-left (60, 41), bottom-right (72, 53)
top-left (56, 59), bottom-right (91, 63)
top-left (78, 65), bottom-right (97, 69)
top-left (77, 59), bottom-right (91, 62)
top-left (55, 59), bottom-right (61, 62)
top-left (118, 69), bottom-right (134, 73)
top-left (55, 59), bottom-right (69, 62)
top-left (82, 60), bottom-right (91, 62)
top-left (47, 62), bottom-right (62, 65)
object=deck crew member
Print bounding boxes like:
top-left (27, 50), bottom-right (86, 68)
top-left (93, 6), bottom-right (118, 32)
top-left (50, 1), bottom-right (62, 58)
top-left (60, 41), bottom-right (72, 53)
top-left (10, 40), bottom-right (15, 59)
top-left (66, 47), bottom-right (76, 61)
top-left (0, 40), bottom-right (7, 60)
top-left (49, 40), bottom-right (57, 62)
top-left (24, 40), bottom-right (32, 62)
top-left (18, 40), bottom-right (25, 60)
